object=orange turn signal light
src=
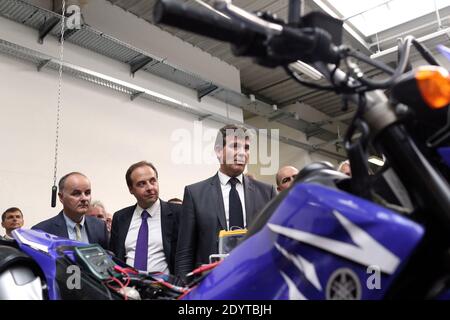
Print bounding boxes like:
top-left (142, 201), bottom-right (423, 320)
top-left (415, 66), bottom-right (450, 109)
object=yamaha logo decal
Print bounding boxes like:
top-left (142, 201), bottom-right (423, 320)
top-left (326, 268), bottom-right (362, 300)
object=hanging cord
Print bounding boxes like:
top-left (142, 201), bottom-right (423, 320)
top-left (51, 0), bottom-right (66, 207)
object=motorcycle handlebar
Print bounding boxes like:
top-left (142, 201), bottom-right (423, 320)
top-left (153, 0), bottom-right (254, 45)
top-left (154, 0), bottom-right (340, 65)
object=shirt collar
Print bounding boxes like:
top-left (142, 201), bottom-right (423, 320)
top-left (3, 234), bottom-right (14, 240)
top-left (63, 212), bottom-right (85, 230)
top-left (136, 199), bottom-right (161, 218)
top-left (218, 171), bottom-right (243, 186)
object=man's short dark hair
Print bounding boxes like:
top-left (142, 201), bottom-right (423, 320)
top-left (168, 198), bottom-right (182, 204)
top-left (2, 207), bottom-right (22, 222)
top-left (58, 172), bottom-right (87, 192)
top-left (214, 124), bottom-right (249, 150)
top-left (126, 161), bottom-right (159, 189)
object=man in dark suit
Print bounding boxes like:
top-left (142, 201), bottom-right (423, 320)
top-left (109, 161), bottom-right (180, 275)
top-left (175, 124), bottom-right (277, 278)
top-left (32, 172), bottom-right (109, 249)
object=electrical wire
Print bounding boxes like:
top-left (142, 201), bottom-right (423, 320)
top-left (346, 49), bottom-right (395, 75)
top-left (186, 261), bottom-right (221, 277)
top-left (349, 36), bottom-right (440, 89)
top-left (105, 276), bottom-right (128, 300)
top-left (411, 38), bottom-right (441, 66)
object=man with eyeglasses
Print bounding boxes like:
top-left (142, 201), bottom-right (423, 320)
top-left (276, 166), bottom-right (299, 192)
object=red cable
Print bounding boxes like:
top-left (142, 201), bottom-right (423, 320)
top-left (187, 261), bottom-right (221, 277)
top-left (106, 276), bottom-right (128, 301)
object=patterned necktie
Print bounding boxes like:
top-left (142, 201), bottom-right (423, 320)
top-left (134, 210), bottom-right (150, 271)
top-left (74, 223), bottom-right (82, 241)
top-left (229, 177), bottom-right (244, 230)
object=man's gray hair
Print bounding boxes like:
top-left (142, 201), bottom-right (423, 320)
top-left (90, 200), bottom-right (105, 210)
top-left (337, 160), bottom-right (350, 172)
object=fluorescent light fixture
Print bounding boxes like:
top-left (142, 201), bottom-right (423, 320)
top-left (368, 156), bottom-right (385, 166)
top-left (289, 60), bottom-right (324, 81)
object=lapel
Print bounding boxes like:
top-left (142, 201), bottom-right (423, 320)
top-left (120, 205), bottom-right (135, 249)
top-left (54, 211), bottom-right (69, 238)
top-left (243, 175), bottom-right (256, 226)
top-left (84, 216), bottom-right (93, 243)
top-left (211, 174), bottom-right (227, 230)
top-left (159, 200), bottom-right (172, 259)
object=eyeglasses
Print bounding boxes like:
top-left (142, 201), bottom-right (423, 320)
top-left (281, 175), bottom-right (297, 184)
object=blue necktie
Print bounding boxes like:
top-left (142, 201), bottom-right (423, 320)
top-left (229, 177), bottom-right (244, 230)
top-left (134, 210), bottom-right (149, 271)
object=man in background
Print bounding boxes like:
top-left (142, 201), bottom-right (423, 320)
top-left (87, 200), bottom-right (107, 220)
top-left (1, 207), bottom-right (24, 240)
top-left (275, 166), bottom-right (299, 192)
top-left (338, 160), bottom-right (351, 176)
top-left (87, 200), bottom-right (112, 233)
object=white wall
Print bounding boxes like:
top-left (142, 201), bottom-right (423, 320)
top-left (246, 114), bottom-right (343, 186)
top-left (0, 2), bottom-right (245, 230)
top-left (0, 52), bottom-right (227, 229)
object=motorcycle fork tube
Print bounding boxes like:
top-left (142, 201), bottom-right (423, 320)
top-left (375, 124), bottom-right (450, 231)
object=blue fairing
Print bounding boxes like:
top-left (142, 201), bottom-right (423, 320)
top-left (436, 289), bottom-right (450, 300)
top-left (438, 147), bottom-right (450, 168)
top-left (12, 228), bottom-right (88, 300)
top-left (183, 183), bottom-right (424, 300)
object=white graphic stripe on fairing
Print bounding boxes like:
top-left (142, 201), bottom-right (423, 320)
top-left (280, 271), bottom-right (308, 300)
top-left (275, 243), bottom-right (322, 291)
top-left (268, 210), bottom-right (400, 274)
top-left (12, 230), bottom-right (49, 253)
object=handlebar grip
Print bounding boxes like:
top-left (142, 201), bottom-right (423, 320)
top-left (153, 0), bottom-right (253, 44)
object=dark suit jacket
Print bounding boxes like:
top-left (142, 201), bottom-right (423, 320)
top-left (109, 200), bottom-right (180, 275)
top-left (32, 211), bottom-right (109, 249)
top-left (175, 173), bottom-right (276, 277)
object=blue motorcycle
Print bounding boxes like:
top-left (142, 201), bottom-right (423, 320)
top-left (1, 0), bottom-right (449, 300)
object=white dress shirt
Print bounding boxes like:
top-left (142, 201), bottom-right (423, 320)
top-left (63, 213), bottom-right (89, 243)
top-left (2, 234), bottom-right (14, 240)
top-left (124, 200), bottom-right (168, 274)
top-left (217, 171), bottom-right (247, 229)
